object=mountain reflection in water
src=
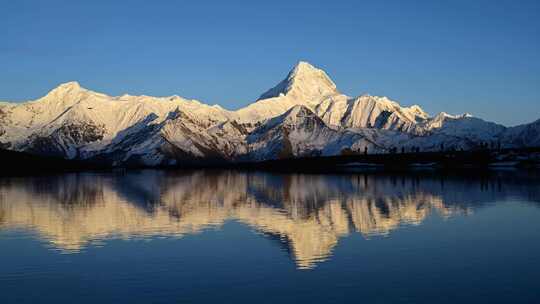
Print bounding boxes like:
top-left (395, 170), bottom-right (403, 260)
top-left (0, 170), bottom-right (539, 269)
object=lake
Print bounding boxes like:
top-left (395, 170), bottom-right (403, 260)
top-left (1, 170), bottom-right (540, 303)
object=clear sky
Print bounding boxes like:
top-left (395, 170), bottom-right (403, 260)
top-left (1, 0), bottom-right (539, 126)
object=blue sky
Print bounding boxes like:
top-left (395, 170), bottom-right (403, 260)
top-left (1, 0), bottom-right (539, 126)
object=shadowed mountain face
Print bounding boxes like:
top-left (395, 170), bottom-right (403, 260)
top-left (0, 170), bottom-right (539, 269)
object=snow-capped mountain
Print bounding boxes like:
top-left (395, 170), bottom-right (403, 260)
top-left (0, 61), bottom-right (538, 166)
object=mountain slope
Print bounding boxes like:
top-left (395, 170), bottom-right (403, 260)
top-left (316, 94), bottom-right (428, 130)
top-left (501, 119), bottom-right (540, 148)
top-left (246, 105), bottom-right (380, 160)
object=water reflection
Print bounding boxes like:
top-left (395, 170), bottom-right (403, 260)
top-left (0, 170), bottom-right (539, 269)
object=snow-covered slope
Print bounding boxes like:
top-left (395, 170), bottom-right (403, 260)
top-left (0, 61), bottom-right (538, 166)
top-left (316, 94), bottom-right (428, 130)
top-left (91, 109), bottom-right (247, 166)
top-left (501, 119), bottom-right (540, 148)
top-left (246, 105), bottom-right (380, 160)
top-left (412, 112), bottom-right (506, 142)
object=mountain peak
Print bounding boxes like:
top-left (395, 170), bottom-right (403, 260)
top-left (36, 81), bottom-right (90, 106)
top-left (291, 61), bottom-right (319, 74)
top-left (258, 61), bottom-right (339, 102)
top-left (56, 81), bottom-right (82, 91)
top-left (46, 81), bottom-right (84, 97)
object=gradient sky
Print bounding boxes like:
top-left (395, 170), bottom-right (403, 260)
top-left (1, 0), bottom-right (539, 126)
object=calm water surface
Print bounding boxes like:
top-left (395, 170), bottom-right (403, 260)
top-left (1, 170), bottom-right (540, 303)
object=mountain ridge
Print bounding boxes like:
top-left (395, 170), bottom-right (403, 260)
top-left (0, 61), bottom-right (538, 166)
